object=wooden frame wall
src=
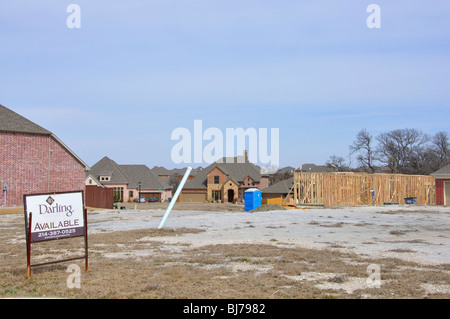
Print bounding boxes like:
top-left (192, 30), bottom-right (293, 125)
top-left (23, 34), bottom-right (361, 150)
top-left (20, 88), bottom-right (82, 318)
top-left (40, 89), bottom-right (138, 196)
top-left (292, 172), bottom-right (435, 207)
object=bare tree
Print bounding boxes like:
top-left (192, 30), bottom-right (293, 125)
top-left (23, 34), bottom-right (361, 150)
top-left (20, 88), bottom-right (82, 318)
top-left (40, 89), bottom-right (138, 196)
top-left (430, 131), bottom-right (450, 169)
top-left (376, 128), bottom-right (429, 174)
top-left (326, 155), bottom-right (349, 172)
top-left (349, 129), bottom-right (377, 173)
top-left (168, 173), bottom-right (181, 196)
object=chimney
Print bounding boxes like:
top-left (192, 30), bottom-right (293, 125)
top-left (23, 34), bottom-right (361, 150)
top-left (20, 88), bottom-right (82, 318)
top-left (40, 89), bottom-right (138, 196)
top-left (244, 150), bottom-right (248, 161)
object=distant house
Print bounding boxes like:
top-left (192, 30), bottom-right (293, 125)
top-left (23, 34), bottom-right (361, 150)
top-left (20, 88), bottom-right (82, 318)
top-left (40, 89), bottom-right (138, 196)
top-left (150, 166), bottom-right (172, 179)
top-left (151, 166), bottom-right (198, 182)
top-left (180, 155), bottom-right (269, 203)
top-left (299, 163), bottom-right (334, 173)
top-left (261, 177), bottom-right (294, 199)
top-left (0, 104), bottom-right (89, 207)
top-left (88, 157), bottom-right (172, 202)
top-left (431, 164), bottom-right (450, 206)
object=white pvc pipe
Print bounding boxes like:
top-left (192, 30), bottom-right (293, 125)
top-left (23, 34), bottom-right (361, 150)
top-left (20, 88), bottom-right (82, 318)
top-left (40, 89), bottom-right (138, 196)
top-left (157, 166), bottom-right (192, 229)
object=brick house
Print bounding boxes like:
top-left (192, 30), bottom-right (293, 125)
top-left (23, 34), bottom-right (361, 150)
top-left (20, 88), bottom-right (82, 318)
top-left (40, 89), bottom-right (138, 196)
top-left (0, 104), bottom-right (89, 207)
top-left (88, 156), bottom-right (172, 202)
top-left (180, 155), bottom-right (270, 203)
top-left (431, 164), bottom-right (450, 206)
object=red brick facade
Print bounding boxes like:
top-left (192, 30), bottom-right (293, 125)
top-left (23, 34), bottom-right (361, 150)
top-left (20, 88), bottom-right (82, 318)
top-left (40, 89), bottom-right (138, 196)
top-left (0, 132), bottom-right (86, 207)
top-left (435, 178), bottom-right (450, 206)
top-left (207, 167), bottom-right (227, 185)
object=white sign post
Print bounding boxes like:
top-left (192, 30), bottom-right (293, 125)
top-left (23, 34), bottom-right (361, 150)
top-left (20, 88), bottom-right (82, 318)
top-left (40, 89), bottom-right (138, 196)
top-left (24, 191), bottom-right (88, 277)
top-left (158, 167), bottom-right (192, 229)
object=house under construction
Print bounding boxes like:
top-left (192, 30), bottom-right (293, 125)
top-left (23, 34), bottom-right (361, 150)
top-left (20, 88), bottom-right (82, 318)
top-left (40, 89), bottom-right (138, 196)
top-left (290, 171), bottom-right (435, 207)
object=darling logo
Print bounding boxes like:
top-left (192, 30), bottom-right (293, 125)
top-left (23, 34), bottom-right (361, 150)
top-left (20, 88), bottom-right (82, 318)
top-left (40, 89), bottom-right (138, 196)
top-left (39, 197), bottom-right (74, 217)
top-left (46, 196), bottom-right (55, 205)
top-left (171, 120), bottom-right (280, 174)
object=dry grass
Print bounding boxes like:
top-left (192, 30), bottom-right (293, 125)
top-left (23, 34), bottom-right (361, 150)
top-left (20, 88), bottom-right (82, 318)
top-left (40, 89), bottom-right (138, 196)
top-left (1, 224), bottom-right (449, 299)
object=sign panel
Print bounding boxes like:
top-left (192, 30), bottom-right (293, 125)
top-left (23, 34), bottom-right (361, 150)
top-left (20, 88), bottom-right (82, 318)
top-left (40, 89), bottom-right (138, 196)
top-left (24, 191), bottom-right (85, 242)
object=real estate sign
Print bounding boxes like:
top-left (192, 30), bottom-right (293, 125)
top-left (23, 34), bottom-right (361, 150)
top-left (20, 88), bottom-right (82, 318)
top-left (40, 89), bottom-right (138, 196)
top-left (24, 191), bottom-right (85, 242)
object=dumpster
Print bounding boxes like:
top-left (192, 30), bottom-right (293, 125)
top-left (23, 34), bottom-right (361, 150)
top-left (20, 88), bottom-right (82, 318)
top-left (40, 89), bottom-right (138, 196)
top-left (244, 188), bottom-right (262, 211)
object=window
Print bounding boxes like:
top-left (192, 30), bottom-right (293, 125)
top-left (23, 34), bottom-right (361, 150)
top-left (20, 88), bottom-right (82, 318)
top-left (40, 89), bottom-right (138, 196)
top-left (212, 190), bottom-right (222, 201)
top-left (129, 191), bottom-right (134, 199)
top-left (113, 187), bottom-right (124, 202)
top-left (214, 176), bottom-right (220, 184)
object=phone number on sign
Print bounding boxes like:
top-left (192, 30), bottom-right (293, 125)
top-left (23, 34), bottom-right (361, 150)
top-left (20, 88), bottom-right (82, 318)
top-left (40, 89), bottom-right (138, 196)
top-left (37, 228), bottom-right (77, 238)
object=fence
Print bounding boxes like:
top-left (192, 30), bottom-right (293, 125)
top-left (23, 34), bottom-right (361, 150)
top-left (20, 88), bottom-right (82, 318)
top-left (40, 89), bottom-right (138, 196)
top-left (292, 172), bottom-right (435, 207)
top-left (85, 185), bottom-right (114, 209)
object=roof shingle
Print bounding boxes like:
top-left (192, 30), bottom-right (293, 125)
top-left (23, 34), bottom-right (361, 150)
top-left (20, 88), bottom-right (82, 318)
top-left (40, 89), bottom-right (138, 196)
top-left (0, 104), bottom-right (51, 135)
top-left (431, 163), bottom-right (450, 176)
top-left (89, 157), bottom-right (171, 189)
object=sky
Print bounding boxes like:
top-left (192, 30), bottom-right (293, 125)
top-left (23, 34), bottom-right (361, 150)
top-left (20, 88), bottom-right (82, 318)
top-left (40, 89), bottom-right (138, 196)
top-left (0, 1), bottom-right (449, 170)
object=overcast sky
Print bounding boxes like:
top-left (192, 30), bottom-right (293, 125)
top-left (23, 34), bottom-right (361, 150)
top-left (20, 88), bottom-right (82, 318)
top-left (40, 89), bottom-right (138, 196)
top-left (1, 1), bottom-right (449, 169)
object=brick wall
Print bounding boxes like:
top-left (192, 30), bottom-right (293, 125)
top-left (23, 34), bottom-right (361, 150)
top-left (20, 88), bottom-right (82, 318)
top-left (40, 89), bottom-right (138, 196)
top-left (435, 178), bottom-right (450, 205)
top-left (259, 176), bottom-right (270, 189)
top-left (0, 132), bottom-right (86, 207)
top-left (207, 167), bottom-right (227, 185)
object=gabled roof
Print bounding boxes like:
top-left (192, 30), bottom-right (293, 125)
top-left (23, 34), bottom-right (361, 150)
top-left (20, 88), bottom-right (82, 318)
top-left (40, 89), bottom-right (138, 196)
top-left (216, 159), bottom-right (261, 182)
top-left (224, 177), bottom-right (239, 185)
top-left (89, 157), bottom-right (171, 189)
top-left (89, 156), bottom-right (129, 184)
top-left (0, 104), bottom-right (51, 135)
top-left (86, 173), bottom-right (104, 187)
top-left (151, 166), bottom-right (172, 176)
top-left (120, 165), bottom-right (171, 189)
top-left (431, 163), bottom-right (450, 177)
top-left (261, 177), bottom-right (294, 194)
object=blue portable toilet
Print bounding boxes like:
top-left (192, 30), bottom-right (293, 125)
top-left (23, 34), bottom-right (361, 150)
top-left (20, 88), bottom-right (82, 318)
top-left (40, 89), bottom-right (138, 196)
top-left (244, 188), bottom-right (262, 211)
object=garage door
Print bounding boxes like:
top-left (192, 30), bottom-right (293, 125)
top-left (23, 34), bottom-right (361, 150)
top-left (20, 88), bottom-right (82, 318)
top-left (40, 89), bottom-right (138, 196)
top-left (179, 192), bottom-right (206, 202)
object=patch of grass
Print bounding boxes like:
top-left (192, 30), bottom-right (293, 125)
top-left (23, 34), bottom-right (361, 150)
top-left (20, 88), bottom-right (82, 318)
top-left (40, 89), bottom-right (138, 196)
top-left (390, 230), bottom-right (407, 235)
top-left (248, 204), bottom-right (286, 212)
top-left (320, 222), bottom-right (344, 228)
top-left (328, 274), bottom-right (348, 283)
top-left (389, 249), bottom-right (415, 253)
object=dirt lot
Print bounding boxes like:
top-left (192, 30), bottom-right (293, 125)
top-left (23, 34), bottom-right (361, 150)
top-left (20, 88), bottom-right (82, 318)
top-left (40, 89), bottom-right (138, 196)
top-left (0, 203), bottom-right (449, 299)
